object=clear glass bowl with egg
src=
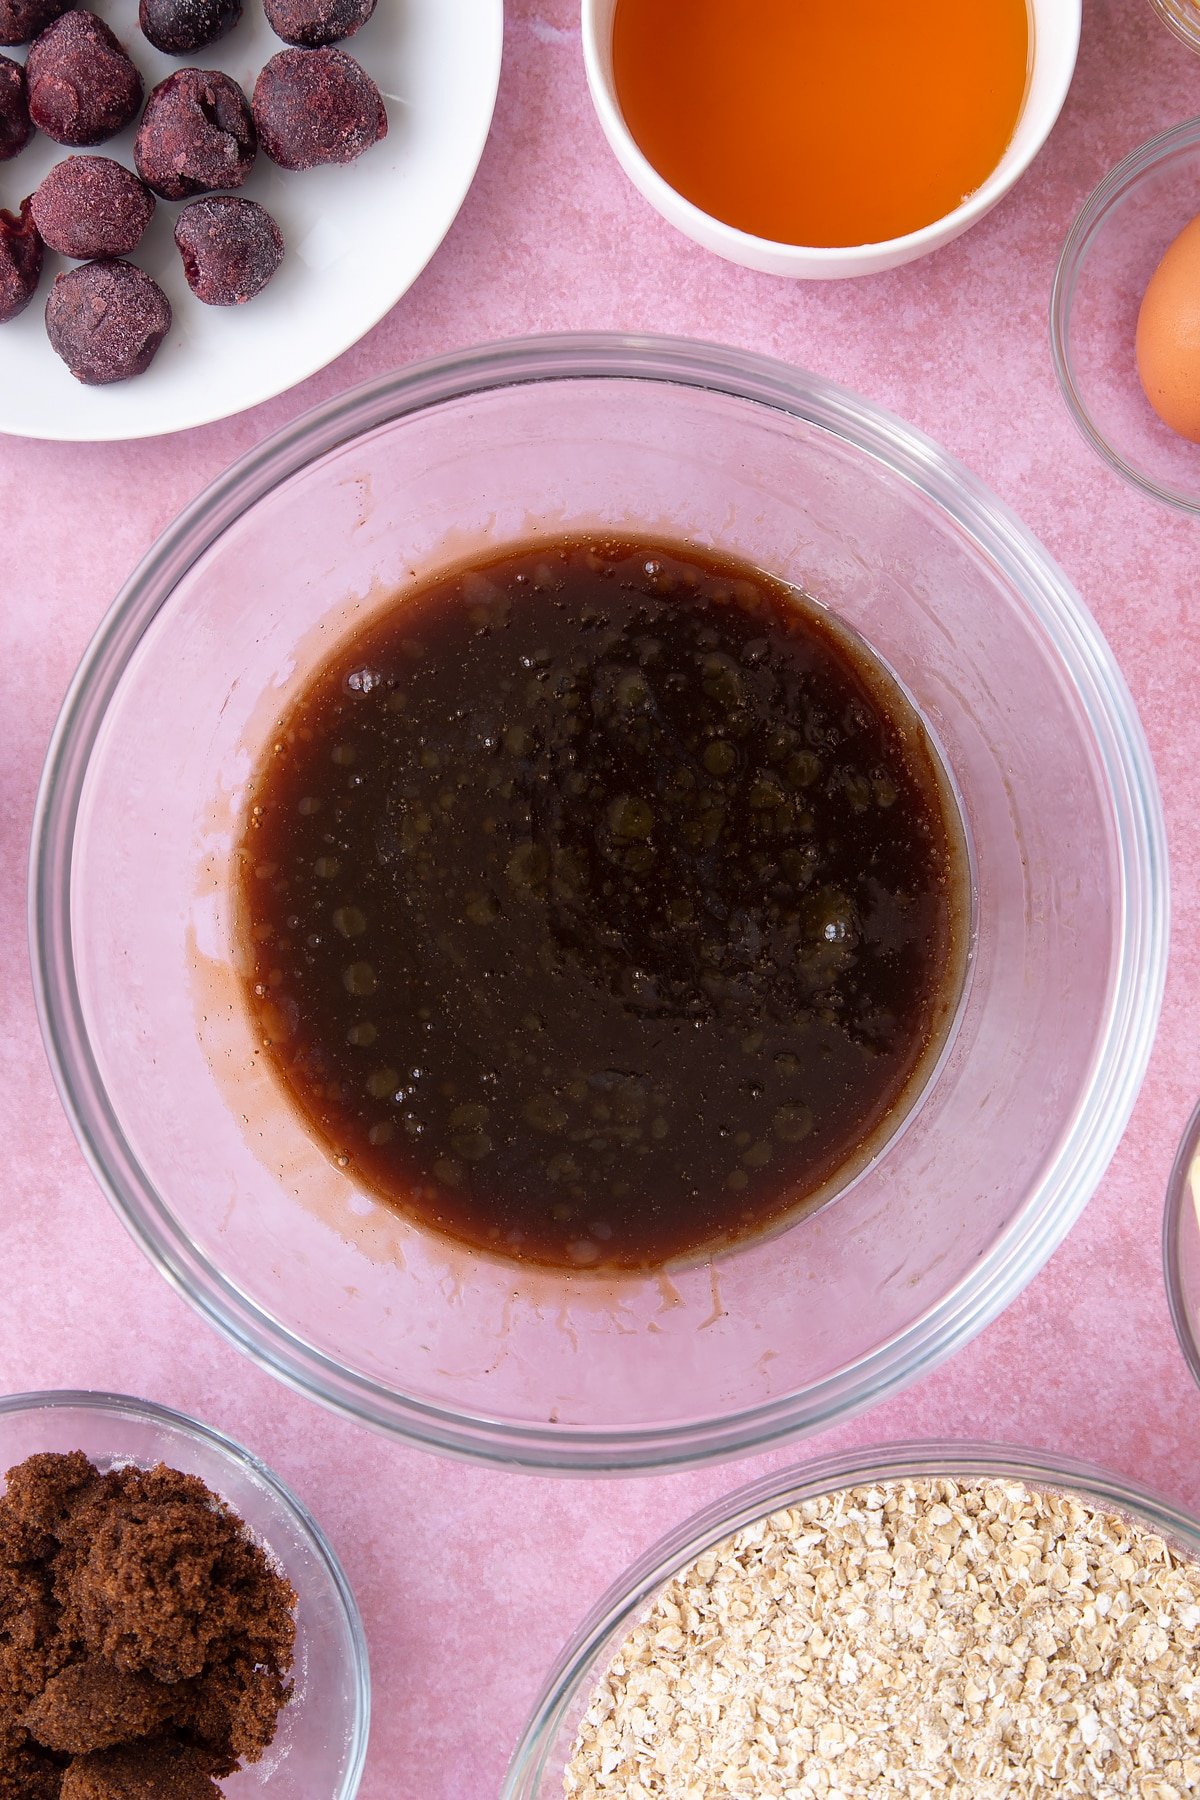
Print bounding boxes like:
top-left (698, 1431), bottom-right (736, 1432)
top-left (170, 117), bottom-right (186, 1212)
top-left (30, 334), bottom-right (1166, 1473)
top-left (1164, 1100), bottom-right (1200, 1390)
top-left (501, 1441), bottom-right (1200, 1796)
top-left (0, 1390), bottom-right (370, 1798)
top-left (1051, 116), bottom-right (1200, 513)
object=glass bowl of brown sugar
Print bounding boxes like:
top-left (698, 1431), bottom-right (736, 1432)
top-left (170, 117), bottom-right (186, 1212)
top-left (30, 335), bottom-right (1167, 1474)
top-left (0, 1390), bottom-right (369, 1799)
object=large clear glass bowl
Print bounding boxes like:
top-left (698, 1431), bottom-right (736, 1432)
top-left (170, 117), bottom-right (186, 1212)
top-left (30, 335), bottom-right (1167, 1473)
top-left (501, 1441), bottom-right (1200, 1796)
top-left (0, 1390), bottom-right (369, 1798)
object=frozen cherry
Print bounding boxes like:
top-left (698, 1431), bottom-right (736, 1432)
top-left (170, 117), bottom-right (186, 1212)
top-left (139, 0), bottom-right (241, 57)
top-left (252, 47), bottom-right (385, 170)
top-left (263, 0), bottom-right (375, 49)
top-left (45, 257), bottom-right (170, 382)
top-left (0, 197), bottom-right (42, 320)
top-left (174, 194), bottom-right (282, 304)
top-left (0, 0), bottom-right (70, 48)
top-left (0, 51), bottom-right (31, 157)
top-left (26, 11), bottom-right (143, 146)
top-left (31, 155), bottom-right (154, 256)
top-left (134, 67), bottom-right (255, 199)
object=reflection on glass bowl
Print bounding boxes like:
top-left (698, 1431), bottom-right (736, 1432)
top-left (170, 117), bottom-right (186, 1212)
top-left (1164, 1101), bottom-right (1200, 1390)
top-left (1146, 0), bottom-right (1200, 54)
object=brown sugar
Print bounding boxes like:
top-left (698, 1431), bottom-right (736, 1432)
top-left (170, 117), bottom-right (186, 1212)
top-left (24, 1668), bottom-right (174, 1757)
top-left (60, 1746), bottom-right (218, 1799)
top-left (0, 1452), bottom-right (295, 1799)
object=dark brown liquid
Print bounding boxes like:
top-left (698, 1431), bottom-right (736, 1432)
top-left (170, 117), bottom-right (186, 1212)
top-left (237, 537), bottom-right (969, 1271)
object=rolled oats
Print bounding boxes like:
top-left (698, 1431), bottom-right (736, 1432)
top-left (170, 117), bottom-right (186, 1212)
top-left (564, 1477), bottom-right (1200, 1798)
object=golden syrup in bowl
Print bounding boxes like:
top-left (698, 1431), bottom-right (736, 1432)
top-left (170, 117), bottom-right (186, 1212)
top-left (612, 0), bottom-right (1030, 247)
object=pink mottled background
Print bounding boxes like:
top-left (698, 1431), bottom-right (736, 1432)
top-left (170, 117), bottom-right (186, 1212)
top-left (2, 2), bottom-right (1199, 1795)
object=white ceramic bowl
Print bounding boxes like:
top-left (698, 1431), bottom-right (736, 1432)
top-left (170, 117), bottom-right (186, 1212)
top-left (581, 0), bottom-right (1081, 278)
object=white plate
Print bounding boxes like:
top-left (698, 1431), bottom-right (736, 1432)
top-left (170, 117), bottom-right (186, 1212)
top-left (0, 0), bottom-right (502, 438)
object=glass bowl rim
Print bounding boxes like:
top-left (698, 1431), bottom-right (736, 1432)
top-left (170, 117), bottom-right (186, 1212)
top-left (1049, 114), bottom-right (1200, 516)
top-left (28, 331), bottom-right (1169, 1474)
top-left (0, 1387), bottom-right (370, 1798)
top-left (1145, 0), bottom-right (1200, 54)
top-left (501, 1436), bottom-right (1200, 1796)
top-left (1163, 1099), bottom-right (1200, 1388)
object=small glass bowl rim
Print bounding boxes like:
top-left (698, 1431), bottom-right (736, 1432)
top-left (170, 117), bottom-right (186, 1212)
top-left (1049, 114), bottom-right (1200, 516)
top-left (28, 332), bottom-right (1169, 1474)
top-left (1163, 1100), bottom-right (1200, 1388)
top-left (0, 1388), bottom-right (371, 1799)
top-left (1145, 0), bottom-right (1200, 54)
top-left (501, 1437), bottom-right (1200, 1796)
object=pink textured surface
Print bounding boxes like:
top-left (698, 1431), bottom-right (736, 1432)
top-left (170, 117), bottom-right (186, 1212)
top-left (2, 2), bottom-right (1199, 1795)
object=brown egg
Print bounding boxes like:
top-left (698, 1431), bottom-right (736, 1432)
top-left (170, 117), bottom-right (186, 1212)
top-left (1136, 211), bottom-right (1200, 444)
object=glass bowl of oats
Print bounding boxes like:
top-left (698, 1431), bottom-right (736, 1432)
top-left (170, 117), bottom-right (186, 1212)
top-left (502, 1442), bottom-right (1200, 1797)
